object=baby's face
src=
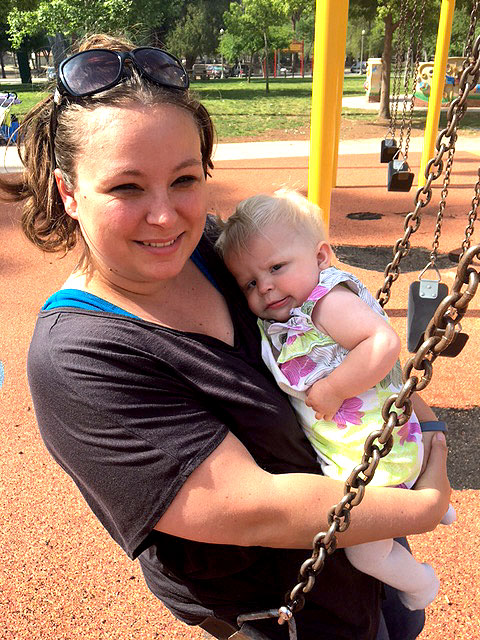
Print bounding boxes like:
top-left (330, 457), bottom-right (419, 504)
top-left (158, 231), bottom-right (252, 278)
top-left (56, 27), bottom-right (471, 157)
top-left (225, 223), bottom-right (329, 321)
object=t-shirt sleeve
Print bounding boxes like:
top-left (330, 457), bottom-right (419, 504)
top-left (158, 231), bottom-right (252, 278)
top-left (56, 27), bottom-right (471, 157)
top-left (28, 312), bottom-right (229, 559)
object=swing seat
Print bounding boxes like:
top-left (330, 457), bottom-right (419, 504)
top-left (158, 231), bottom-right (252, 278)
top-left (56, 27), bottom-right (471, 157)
top-left (387, 159), bottom-right (414, 192)
top-left (380, 138), bottom-right (399, 163)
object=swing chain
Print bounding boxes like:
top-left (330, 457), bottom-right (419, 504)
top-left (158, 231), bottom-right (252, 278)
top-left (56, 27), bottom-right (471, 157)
top-left (429, 145), bottom-right (456, 266)
top-left (463, 0), bottom-right (479, 59)
top-left (388, 0), bottom-right (409, 139)
top-left (377, 32), bottom-right (480, 308)
top-left (284, 244), bottom-right (480, 620)
top-left (404, 0), bottom-right (427, 160)
top-left (398, 0), bottom-right (418, 152)
top-left (460, 167), bottom-right (480, 260)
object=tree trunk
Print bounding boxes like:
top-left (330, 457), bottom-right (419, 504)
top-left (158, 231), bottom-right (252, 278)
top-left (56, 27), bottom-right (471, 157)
top-left (16, 49), bottom-right (32, 84)
top-left (379, 12), bottom-right (394, 119)
top-left (0, 53), bottom-right (5, 79)
top-left (263, 31), bottom-right (270, 93)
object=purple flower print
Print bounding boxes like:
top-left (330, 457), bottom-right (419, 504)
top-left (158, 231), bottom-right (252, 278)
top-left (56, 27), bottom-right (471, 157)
top-left (334, 396), bottom-right (364, 429)
top-left (280, 355), bottom-right (317, 386)
top-left (308, 285), bottom-right (329, 302)
top-left (397, 420), bottom-right (422, 446)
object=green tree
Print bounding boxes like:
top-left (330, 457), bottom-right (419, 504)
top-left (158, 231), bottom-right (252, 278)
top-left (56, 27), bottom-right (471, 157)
top-left (165, 0), bottom-right (230, 70)
top-left (223, 0), bottom-right (287, 92)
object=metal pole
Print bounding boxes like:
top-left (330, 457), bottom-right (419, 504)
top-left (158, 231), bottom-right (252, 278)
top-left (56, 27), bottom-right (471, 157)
top-left (418, 0), bottom-right (455, 187)
top-left (220, 28), bottom-right (225, 79)
top-left (308, 0), bottom-right (350, 229)
top-left (360, 29), bottom-right (365, 72)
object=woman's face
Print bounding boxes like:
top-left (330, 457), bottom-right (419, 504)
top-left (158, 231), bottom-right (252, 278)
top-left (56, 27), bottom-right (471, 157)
top-left (55, 103), bottom-right (208, 293)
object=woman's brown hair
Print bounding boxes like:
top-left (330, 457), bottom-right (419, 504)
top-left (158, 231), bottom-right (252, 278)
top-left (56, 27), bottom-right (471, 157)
top-left (0, 33), bottom-right (215, 254)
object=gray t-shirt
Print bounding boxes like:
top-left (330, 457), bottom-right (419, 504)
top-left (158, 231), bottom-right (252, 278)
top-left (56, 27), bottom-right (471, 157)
top-left (27, 230), bottom-right (380, 639)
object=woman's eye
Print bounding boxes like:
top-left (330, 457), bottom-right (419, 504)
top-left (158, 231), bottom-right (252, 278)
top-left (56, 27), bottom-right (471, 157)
top-left (173, 175), bottom-right (197, 186)
top-left (112, 183), bottom-right (141, 192)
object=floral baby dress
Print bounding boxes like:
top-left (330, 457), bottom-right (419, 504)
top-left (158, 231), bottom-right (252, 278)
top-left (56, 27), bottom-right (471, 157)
top-left (259, 267), bottom-right (423, 487)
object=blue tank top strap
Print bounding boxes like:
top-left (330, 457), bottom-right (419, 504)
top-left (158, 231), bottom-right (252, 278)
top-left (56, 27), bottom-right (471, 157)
top-left (42, 290), bottom-right (140, 318)
top-left (190, 247), bottom-right (220, 292)
top-left (42, 249), bottom-right (220, 314)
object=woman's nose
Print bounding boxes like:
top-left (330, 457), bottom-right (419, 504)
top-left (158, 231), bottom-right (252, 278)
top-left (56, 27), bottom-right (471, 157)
top-left (145, 191), bottom-right (177, 226)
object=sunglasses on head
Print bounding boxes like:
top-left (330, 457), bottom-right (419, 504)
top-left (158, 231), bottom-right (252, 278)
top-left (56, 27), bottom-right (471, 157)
top-left (49, 47), bottom-right (189, 170)
top-left (55, 47), bottom-right (189, 102)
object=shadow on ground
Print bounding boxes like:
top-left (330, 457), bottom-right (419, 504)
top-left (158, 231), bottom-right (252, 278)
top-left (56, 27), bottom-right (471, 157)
top-left (433, 406), bottom-right (480, 490)
top-left (333, 245), bottom-right (455, 272)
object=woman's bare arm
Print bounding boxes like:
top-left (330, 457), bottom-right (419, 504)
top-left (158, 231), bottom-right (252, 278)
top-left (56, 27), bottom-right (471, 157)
top-left (155, 430), bottom-right (450, 549)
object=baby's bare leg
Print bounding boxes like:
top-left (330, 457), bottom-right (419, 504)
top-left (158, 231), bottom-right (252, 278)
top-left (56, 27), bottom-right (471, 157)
top-left (345, 539), bottom-right (439, 611)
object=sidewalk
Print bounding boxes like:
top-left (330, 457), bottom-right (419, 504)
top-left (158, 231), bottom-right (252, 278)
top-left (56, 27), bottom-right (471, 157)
top-left (2, 133), bottom-right (479, 173)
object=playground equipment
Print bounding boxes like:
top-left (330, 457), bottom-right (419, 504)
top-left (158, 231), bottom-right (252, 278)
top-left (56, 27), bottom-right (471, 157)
top-left (0, 92), bottom-right (20, 145)
top-left (416, 58), bottom-right (480, 105)
top-left (365, 57), bottom-right (382, 102)
top-left (221, 3), bottom-right (479, 639)
top-left (383, 0), bottom-right (427, 192)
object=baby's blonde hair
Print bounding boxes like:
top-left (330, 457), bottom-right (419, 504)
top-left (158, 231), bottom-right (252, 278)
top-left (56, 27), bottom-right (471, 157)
top-left (215, 189), bottom-right (327, 259)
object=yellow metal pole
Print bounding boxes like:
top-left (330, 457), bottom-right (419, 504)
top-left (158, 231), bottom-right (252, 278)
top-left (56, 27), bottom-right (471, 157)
top-left (308, 0), bottom-right (350, 229)
top-left (418, 0), bottom-right (455, 187)
top-left (331, 17), bottom-right (349, 188)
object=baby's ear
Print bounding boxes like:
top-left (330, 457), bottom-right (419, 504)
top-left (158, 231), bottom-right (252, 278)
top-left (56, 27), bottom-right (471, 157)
top-left (316, 241), bottom-right (332, 269)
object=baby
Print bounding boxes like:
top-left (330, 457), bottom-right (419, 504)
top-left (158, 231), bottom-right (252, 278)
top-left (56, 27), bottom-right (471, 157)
top-left (215, 188), bottom-right (455, 611)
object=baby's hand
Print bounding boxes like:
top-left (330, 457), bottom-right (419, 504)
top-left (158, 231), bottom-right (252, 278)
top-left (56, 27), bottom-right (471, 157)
top-left (305, 379), bottom-right (344, 422)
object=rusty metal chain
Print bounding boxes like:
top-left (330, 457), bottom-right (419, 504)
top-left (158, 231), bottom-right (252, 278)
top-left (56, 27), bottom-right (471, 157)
top-left (388, 0), bottom-right (410, 139)
top-left (283, 242), bottom-right (480, 617)
top-left (463, 0), bottom-right (479, 58)
top-left (460, 167), bottom-right (480, 260)
top-left (376, 32), bottom-right (480, 308)
top-left (429, 145), bottom-right (456, 265)
top-left (404, 0), bottom-right (427, 160)
top-left (279, 28), bottom-right (480, 626)
top-left (398, 0), bottom-right (418, 152)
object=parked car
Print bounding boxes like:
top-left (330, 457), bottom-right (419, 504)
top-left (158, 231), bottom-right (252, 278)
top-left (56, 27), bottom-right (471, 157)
top-left (350, 61), bottom-right (367, 74)
top-left (192, 63), bottom-right (208, 80)
top-left (206, 64), bottom-right (230, 79)
top-left (232, 64), bottom-right (251, 77)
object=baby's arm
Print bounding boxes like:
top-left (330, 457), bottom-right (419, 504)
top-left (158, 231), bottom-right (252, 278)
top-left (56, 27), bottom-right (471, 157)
top-left (305, 285), bottom-right (401, 421)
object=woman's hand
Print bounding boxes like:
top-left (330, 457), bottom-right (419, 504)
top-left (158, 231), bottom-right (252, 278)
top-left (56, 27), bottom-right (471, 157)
top-left (413, 431), bottom-right (451, 528)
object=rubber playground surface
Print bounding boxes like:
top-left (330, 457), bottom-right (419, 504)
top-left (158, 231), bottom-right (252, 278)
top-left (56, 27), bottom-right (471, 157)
top-left (1, 130), bottom-right (479, 639)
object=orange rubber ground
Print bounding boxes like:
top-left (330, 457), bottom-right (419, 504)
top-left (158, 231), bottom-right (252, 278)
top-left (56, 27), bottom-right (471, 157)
top-left (2, 140), bottom-right (479, 639)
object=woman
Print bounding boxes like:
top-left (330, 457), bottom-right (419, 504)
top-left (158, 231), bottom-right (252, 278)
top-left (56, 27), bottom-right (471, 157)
top-left (1, 34), bottom-right (450, 640)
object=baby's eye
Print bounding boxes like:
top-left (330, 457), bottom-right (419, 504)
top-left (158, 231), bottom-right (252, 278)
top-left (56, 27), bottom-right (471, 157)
top-left (245, 280), bottom-right (256, 291)
top-left (271, 263), bottom-right (284, 272)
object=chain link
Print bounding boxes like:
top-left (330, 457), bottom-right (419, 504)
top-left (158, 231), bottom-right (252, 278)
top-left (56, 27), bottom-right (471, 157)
top-left (376, 32), bottom-right (480, 307)
top-left (404, 0), bottom-right (427, 159)
top-left (460, 167), bottom-right (480, 259)
top-left (388, 0), bottom-right (409, 139)
top-left (281, 29), bottom-right (480, 622)
top-left (284, 243), bottom-right (480, 616)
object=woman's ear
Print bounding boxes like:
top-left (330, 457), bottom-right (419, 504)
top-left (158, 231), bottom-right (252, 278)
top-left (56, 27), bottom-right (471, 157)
top-left (316, 241), bottom-right (332, 270)
top-left (54, 168), bottom-right (78, 219)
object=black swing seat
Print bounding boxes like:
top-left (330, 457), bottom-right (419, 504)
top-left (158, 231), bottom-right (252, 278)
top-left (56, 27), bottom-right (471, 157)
top-left (380, 138), bottom-right (399, 163)
top-left (387, 159), bottom-right (414, 192)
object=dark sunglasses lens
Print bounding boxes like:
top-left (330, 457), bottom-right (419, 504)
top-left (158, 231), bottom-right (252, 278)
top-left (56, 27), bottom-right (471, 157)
top-left (62, 50), bottom-right (121, 95)
top-left (134, 49), bottom-right (188, 88)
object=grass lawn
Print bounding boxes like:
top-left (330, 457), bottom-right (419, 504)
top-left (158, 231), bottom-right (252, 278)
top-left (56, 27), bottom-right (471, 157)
top-left (3, 75), bottom-right (479, 141)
